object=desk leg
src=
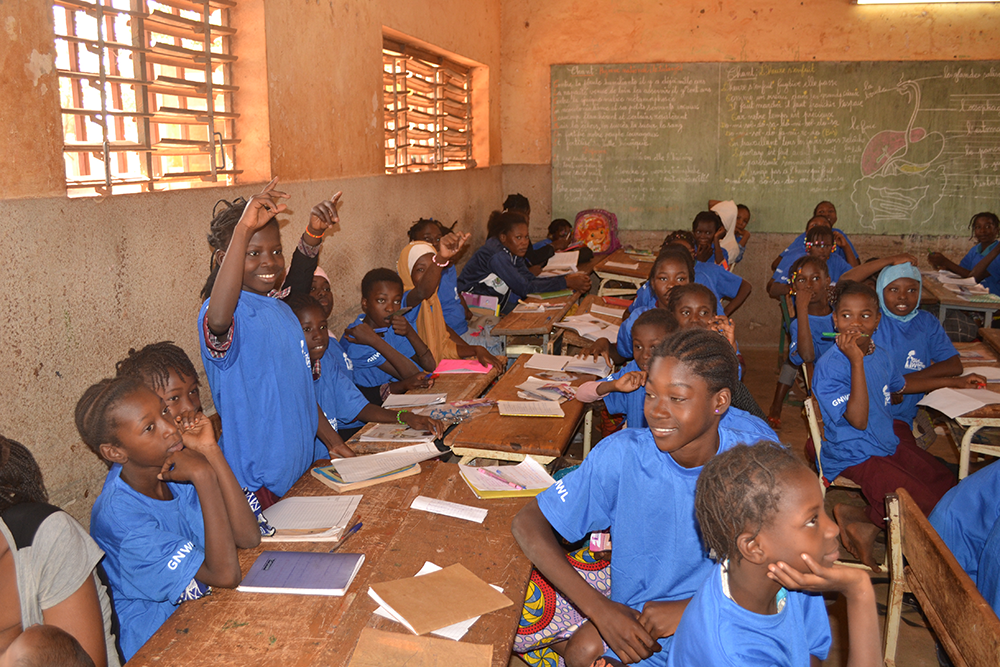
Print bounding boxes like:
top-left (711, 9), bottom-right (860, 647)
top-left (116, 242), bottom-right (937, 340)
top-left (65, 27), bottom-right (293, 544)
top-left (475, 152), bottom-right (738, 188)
top-left (959, 424), bottom-right (984, 480)
top-left (543, 332), bottom-right (551, 354)
top-left (583, 407), bottom-right (593, 458)
top-left (938, 305), bottom-right (947, 324)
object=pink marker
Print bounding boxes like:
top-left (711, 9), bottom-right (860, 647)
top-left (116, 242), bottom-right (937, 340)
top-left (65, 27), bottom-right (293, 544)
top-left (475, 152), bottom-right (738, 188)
top-left (477, 467), bottom-right (526, 490)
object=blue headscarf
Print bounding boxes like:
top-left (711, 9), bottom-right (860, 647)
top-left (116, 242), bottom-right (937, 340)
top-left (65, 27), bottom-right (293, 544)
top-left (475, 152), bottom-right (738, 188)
top-left (876, 262), bottom-right (922, 323)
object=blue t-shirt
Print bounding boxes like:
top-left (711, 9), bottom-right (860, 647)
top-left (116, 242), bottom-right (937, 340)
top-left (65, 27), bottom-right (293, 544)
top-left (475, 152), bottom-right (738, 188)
top-left (773, 252), bottom-right (852, 285)
top-left (535, 411), bottom-right (776, 666)
top-left (630, 278), bottom-right (724, 317)
top-left (960, 242), bottom-right (1000, 295)
top-left (783, 230), bottom-right (857, 265)
top-left (343, 310), bottom-right (421, 388)
top-left (616, 305), bottom-right (652, 359)
top-left (668, 563), bottom-right (831, 667)
top-left (198, 292), bottom-right (318, 497)
top-left (438, 264), bottom-right (468, 335)
top-left (813, 344), bottom-right (905, 480)
top-left (697, 260), bottom-right (742, 301)
top-left (313, 342), bottom-right (371, 459)
top-left (929, 460), bottom-right (1000, 588)
top-left (601, 360), bottom-right (646, 428)
top-left (788, 313), bottom-right (835, 366)
top-left (873, 311), bottom-right (958, 425)
top-left (90, 465), bottom-right (206, 660)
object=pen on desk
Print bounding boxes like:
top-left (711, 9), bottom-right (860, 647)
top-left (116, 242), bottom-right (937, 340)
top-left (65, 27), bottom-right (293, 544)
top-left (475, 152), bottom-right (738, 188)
top-left (329, 522), bottom-right (363, 553)
top-left (477, 467), bottom-right (526, 490)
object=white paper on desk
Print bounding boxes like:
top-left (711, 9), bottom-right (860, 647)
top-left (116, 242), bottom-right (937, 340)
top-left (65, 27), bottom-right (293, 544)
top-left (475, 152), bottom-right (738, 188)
top-left (459, 458), bottom-right (556, 493)
top-left (538, 265), bottom-right (577, 278)
top-left (331, 442), bottom-right (443, 483)
top-left (259, 495), bottom-right (362, 542)
top-left (918, 387), bottom-right (1000, 418)
top-left (964, 367), bottom-right (1000, 382)
top-left (410, 496), bottom-right (488, 523)
top-left (938, 275), bottom-right (979, 286)
top-left (370, 562), bottom-right (504, 640)
top-left (590, 304), bottom-right (626, 319)
top-left (604, 261), bottom-right (640, 270)
top-left (546, 250), bottom-right (579, 269)
top-left (512, 302), bottom-right (546, 313)
top-left (525, 353), bottom-right (570, 372)
top-left (381, 393), bottom-right (448, 409)
top-left (563, 356), bottom-right (612, 377)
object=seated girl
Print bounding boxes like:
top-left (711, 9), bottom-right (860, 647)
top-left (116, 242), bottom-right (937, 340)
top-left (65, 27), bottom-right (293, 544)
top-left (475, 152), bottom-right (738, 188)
top-left (928, 212), bottom-right (1000, 295)
top-left (667, 442), bottom-right (879, 667)
top-left (0, 436), bottom-right (120, 667)
top-left (511, 329), bottom-right (776, 667)
top-left (669, 231), bottom-right (752, 316)
top-left (398, 236), bottom-right (503, 370)
top-left (457, 211), bottom-right (591, 313)
top-left (77, 377), bottom-right (260, 660)
top-left (629, 236), bottom-right (725, 318)
top-left (691, 210), bottom-right (729, 266)
top-left (773, 201), bottom-right (859, 271)
top-left (769, 224), bottom-right (851, 298)
top-left (731, 204), bottom-right (751, 266)
top-left (288, 295), bottom-right (445, 449)
top-left (811, 281), bottom-right (973, 570)
top-left (573, 309), bottom-right (679, 429)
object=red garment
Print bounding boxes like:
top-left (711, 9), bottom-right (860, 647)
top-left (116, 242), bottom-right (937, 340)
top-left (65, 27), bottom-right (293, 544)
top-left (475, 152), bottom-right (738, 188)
top-left (254, 486), bottom-right (280, 510)
top-left (806, 419), bottom-right (955, 529)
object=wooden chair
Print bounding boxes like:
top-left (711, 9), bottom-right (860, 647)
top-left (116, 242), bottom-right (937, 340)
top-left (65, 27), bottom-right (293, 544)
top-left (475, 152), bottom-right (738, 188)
top-left (883, 489), bottom-right (1000, 667)
top-left (803, 392), bottom-right (861, 497)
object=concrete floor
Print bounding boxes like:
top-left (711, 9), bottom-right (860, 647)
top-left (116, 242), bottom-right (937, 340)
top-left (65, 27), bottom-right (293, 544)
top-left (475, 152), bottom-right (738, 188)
top-left (510, 345), bottom-right (957, 667)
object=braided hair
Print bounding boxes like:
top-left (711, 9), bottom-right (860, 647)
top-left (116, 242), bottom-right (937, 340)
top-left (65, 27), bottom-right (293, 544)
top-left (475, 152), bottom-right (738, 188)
top-left (663, 229), bottom-right (695, 249)
top-left (115, 341), bottom-right (198, 392)
top-left (407, 218), bottom-right (441, 241)
top-left (695, 441), bottom-right (805, 563)
top-left (651, 328), bottom-right (737, 395)
top-left (502, 193), bottom-right (530, 214)
top-left (833, 280), bottom-right (878, 310)
top-left (286, 293), bottom-right (325, 318)
top-left (651, 245), bottom-right (696, 283)
top-left (633, 308), bottom-right (679, 337)
top-left (75, 376), bottom-right (145, 458)
top-left (665, 283), bottom-right (716, 319)
top-left (0, 435), bottom-right (48, 512)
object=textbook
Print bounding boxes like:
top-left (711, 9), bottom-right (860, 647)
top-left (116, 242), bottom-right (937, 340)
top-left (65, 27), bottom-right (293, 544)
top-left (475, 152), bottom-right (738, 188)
top-left (457, 458), bottom-right (556, 499)
top-left (524, 353), bottom-right (610, 377)
top-left (381, 392), bottom-right (447, 408)
top-left (260, 495), bottom-right (361, 542)
top-left (311, 462), bottom-right (421, 492)
top-left (330, 442), bottom-right (444, 483)
top-left (238, 550), bottom-right (365, 596)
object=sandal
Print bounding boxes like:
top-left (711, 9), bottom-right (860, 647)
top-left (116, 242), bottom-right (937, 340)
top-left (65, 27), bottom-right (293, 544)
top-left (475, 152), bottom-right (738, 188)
top-left (767, 416), bottom-right (781, 430)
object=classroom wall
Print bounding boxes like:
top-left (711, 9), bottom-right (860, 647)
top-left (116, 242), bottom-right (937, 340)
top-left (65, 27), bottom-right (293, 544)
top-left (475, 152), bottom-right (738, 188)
top-left (0, 0), bottom-right (502, 526)
top-left (499, 0), bottom-right (1000, 346)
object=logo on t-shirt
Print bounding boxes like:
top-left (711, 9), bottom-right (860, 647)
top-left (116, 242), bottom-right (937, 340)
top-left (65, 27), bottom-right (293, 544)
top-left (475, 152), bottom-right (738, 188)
top-left (300, 340), bottom-right (310, 370)
top-left (904, 350), bottom-right (925, 371)
top-left (342, 351), bottom-right (354, 371)
top-left (167, 541), bottom-right (196, 571)
top-left (883, 384), bottom-right (891, 406)
top-left (553, 479), bottom-right (569, 503)
top-left (831, 394), bottom-right (850, 407)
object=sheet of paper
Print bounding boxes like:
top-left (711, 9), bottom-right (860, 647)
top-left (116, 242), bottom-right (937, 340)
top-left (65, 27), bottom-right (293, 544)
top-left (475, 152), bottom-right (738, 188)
top-left (537, 265), bottom-right (577, 278)
top-left (410, 495), bottom-right (488, 523)
top-left (524, 353), bottom-right (570, 371)
top-left (964, 366), bottom-right (1000, 382)
top-left (512, 302), bottom-right (545, 313)
top-left (459, 458), bottom-right (555, 493)
top-left (588, 324), bottom-right (619, 343)
top-left (497, 400), bottom-right (566, 418)
top-left (357, 423), bottom-right (437, 443)
top-left (937, 274), bottom-right (979, 286)
top-left (590, 304), bottom-right (625, 319)
top-left (372, 562), bottom-right (505, 640)
top-left (917, 387), bottom-right (1000, 418)
top-left (604, 260), bottom-right (640, 270)
top-left (381, 393), bottom-right (448, 408)
top-left (347, 627), bottom-right (492, 667)
top-left (332, 442), bottom-right (443, 483)
top-left (563, 356), bottom-right (612, 377)
top-left (262, 495), bottom-right (361, 531)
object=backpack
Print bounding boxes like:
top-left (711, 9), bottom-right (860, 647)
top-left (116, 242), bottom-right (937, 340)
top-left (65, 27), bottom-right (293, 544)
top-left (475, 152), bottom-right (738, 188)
top-left (573, 209), bottom-right (621, 254)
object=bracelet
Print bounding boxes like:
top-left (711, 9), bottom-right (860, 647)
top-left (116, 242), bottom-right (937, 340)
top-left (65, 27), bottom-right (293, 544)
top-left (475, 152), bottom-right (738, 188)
top-left (432, 254), bottom-right (450, 268)
top-left (396, 409), bottom-right (409, 424)
top-left (304, 227), bottom-right (325, 239)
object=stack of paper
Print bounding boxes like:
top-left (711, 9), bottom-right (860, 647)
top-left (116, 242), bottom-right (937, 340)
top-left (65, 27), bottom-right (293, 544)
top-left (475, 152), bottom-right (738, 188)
top-left (538, 250), bottom-right (580, 278)
top-left (259, 495), bottom-right (362, 542)
top-left (554, 315), bottom-right (620, 342)
top-left (382, 393), bottom-right (448, 409)
top-left (937, 274), bottom-right (978, 286)
top-left (312, 462), bottom-right (421, 492)
top-left (497, 400), bottom-right (566, 418)
top-left (524, 353), bottom-right (611, 377)
top-left (604, 260), bottom-right (640, 270)
top-left (330, 442), bottom-right (444, 482)
top-left (458, 458), bottom-right (556, 499)
top-left (516, 376), bottom-right (576, 402)
top-left (917, 387), bottom-right (1000, 418)
top-left (367, 563), bottom-right (513, 636)
top-left (590, 304), bottom-right (626, 319)
top-left (239, 550), bottom-right (365, 596)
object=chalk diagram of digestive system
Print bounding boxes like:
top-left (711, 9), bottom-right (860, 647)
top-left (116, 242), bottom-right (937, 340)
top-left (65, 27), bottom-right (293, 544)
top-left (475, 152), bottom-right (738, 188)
top-left (851, 79), bottom-right (947, 230)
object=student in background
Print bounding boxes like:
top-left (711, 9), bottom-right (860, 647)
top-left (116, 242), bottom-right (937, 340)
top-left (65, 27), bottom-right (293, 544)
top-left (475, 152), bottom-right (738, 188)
top-left (512, 329), bottom-right (776, 667)
top-left (731, 204), bottom-right (752, 266)
top-left (810, 282), bottom-right (963, 570)
top-left (769, 224), bottom-right (851, 298)
top-left (573, 309), bottom-right (679, 429)
top-left (667, 442), bottom-right (879, 667)
top-left (458, 211), bottom-right (591, 313)
top-left (928, 212), bottom-right (1000, 318)
top-left (692, 210), bottom-right (729, 266)
top-left (536, 218), bottom-right (574, 252)
top-left (310, 267), bottom-right (333, 318)
top-left (674, 231), bottom-right (752, 316)
top-left (773, 201), bottom-right (859, 271)
top-left (76, 377), bottom-right (259, 660)
top-left (0, 436), bottom-right (120, 667)
top-left (198, 180), bottom-right (353, 508)
top-left (288, 295), bottom-right (445, 448)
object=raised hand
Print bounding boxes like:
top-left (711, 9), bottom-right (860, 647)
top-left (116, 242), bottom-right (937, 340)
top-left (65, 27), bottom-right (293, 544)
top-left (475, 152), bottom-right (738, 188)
top-left (709, 315), bottom-right (736, 346)
top-left (239, 177), bottom-right (289, 233)
top-left (437, 230), bottom-right (471, 262)
top-left (308, 192), bottom-right (342, 235)
top-left (177, 411), bottom-right (218, 456)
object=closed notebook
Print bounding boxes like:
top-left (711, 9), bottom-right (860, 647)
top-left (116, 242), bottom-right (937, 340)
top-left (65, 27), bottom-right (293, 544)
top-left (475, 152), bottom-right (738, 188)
top-left (347, 627), bottom-right (492, 667)
top-left (367, 563), bottom-right (513, 635)
top-left (238, 550), bottom-right (365, 596)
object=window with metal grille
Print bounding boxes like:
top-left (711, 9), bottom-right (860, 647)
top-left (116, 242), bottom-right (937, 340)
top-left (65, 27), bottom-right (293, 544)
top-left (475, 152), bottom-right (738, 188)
top-left (53, 0), bottom-right (239, 196)
top-left (383, 38), bottom-right (474, 174)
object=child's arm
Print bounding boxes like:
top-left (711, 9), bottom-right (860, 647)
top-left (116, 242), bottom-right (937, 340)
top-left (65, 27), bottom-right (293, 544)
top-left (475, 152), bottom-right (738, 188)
top-left (205, 178), bottom-right (289, 335)
top-left (969, 242), bottom-right (1000, 282)
top-left (406, 232), bottom-right (470, 305)
top-left (927, 252), bottom-right (972, 278)
top-left (713, 226), bottom-right (726, 265)
top-left (768, 555), bottom-right (880, 667)
top-left (901, 372), bottom-right (985, 395)
top-left (177, 412), bottom-right (261, 548)
top-left (578, 338), bottom-right (626, 368)
top-left (838, 332), bottom-right (870, 430)
top-left (577, 372), bottom-right (647, 402)
top-left (738, 229), bottom-right (751, 248)
top-left (389, 313), bottom-right (436, 372)
top-left (512, 501), bottom-right (659, 663)
top-left (771, 253), bottom-right (784, 271)
top-left (767, 277), bottom-right (791, 299)
top-left (794, 293), bottom-right (818, 365)
top-left (833, 230), bottom-right (860, 266)
top-left (840, 254), bottom-right (919, 284)
top-left (449, 327), bottom-right (505, 371)
top-left (317, 406), bottom-right (356, 458)
top-left (344, 321), bottom-right (422, 379)
top-left (356, 404), bottom-right (445, 438)
top-left (159, 449), bottom-right (242, 588)
top-left (39, 571), bottom-right (109, 667)
top-left (282, 195), bottom-right (341, 296)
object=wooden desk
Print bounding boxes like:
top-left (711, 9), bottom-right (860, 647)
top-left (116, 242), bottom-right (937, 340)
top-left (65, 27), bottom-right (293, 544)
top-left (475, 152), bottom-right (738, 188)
top-left (347, 363), bottom-right (503, 455)
top-left (593, 249), bottom-right (654, 297)
top-left (127, 460), bottom-right (532, 667)
top-left (445, 354), bottom-right (589, 464)
top-left (980, 327), bottom-right (1000, 357)
top-left (921, 273), bottom-right (1000, 328)
top-left (492, 291), bottom-right (583, 354)
top-left (558, 294), bottom-right (626, 351)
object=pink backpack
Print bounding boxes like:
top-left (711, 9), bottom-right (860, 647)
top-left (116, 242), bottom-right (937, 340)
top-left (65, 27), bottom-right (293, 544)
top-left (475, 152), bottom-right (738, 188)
top-left (573, 209), bottom-right (621, 254)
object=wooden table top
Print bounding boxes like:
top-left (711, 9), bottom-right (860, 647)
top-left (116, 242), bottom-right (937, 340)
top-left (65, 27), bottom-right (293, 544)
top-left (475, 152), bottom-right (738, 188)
top-left (952, 338), bottom-right (1000, 420)
top-left (921, 274), bottom-right (1000, 310)
top-left (347, 363), bottom-right (504, 454)
top-left (491, 291), bottom-right (584, 337)
top-left (593, 248), bottom-right (655, 280)
top-left (445, 354), bottom-right (589, 460)
top-left (980, 328), bottom-right (1000, 357)
top-left (559, 294), bottom-right (627, 351)
top-left (127, 460), bottom-right (532, 667)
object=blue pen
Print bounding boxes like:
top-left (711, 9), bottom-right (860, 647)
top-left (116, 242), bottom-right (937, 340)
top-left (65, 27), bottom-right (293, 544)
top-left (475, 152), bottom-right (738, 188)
top-left (329, 522), bottom-right (363, 553)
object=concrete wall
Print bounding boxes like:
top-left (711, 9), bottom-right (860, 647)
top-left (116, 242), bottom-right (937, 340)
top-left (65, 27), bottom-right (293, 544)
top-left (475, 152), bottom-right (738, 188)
top-left (0, 0), bottom-right (502, 525)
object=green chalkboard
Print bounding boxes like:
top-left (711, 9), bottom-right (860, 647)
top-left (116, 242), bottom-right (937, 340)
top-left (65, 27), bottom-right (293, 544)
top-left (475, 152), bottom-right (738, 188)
top-left (551, 62), bottom-right (1000, 235)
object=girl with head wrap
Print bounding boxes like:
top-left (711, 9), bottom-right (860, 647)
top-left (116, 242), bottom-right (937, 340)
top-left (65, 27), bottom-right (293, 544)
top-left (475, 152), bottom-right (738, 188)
top-left (397, 233), bottom-right (504, 371)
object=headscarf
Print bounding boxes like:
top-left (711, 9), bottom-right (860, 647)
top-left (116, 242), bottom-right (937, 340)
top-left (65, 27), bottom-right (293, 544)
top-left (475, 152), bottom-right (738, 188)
top-left (876, 262), bottom-right (922, 323)
top-left (710, 200), bottom-right (740, 264)
top-left (314, 266), bottom-right (330, 283)
top-left (397, 241), bottom-right (458, 362)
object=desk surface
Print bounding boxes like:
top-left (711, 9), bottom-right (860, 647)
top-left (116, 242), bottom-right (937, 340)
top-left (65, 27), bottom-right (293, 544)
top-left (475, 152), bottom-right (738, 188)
top-left (127, 460), bottom-right (532, 667)
top-left (593, 248), bottom-right (655, 280)
top-left (445, 354), bottom-right (589, 460)
top-left (491, 291), bottom-right (584, 337)
top-left (980, 328), bottom-right (1000, 358)
top-left (922, 274), bottom-right (1000, 311)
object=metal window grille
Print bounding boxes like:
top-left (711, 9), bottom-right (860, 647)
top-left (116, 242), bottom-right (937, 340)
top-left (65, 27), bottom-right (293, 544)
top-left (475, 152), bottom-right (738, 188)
top-left (53, 0), bottom-right (240, 196)
top-left (383, 38), bottom-right (473, 174)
